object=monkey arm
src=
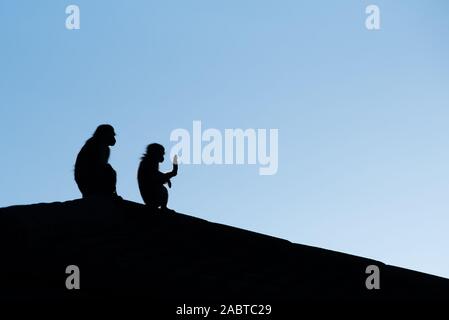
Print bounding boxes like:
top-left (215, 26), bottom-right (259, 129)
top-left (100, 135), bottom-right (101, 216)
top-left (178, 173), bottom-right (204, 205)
top-left (158, 171), bottom-right (176, 184)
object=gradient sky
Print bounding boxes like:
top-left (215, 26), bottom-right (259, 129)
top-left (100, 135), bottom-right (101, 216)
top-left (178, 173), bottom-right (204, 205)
top-left (1, 0), bottom-right (449, 278)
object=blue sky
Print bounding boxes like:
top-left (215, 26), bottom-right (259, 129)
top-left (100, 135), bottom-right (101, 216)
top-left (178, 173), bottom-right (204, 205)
top-left (1, 1), bottom-right (449, 278)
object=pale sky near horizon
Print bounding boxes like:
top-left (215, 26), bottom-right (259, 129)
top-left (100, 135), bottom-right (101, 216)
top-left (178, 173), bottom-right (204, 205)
top-left (1, 1), bottom-right (449, 278)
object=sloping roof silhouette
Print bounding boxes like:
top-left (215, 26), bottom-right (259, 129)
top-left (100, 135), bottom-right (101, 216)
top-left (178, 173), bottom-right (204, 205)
top-left (1, 198), bottom-right (448, 305)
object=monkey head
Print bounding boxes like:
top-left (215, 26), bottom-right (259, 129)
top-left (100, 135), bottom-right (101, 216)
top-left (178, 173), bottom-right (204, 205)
top-left (93, 124), bottom-right (116, 146)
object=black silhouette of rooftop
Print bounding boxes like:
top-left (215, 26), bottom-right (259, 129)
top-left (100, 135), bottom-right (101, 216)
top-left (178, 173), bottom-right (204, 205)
top-left (1, 198), bottom-right (448, 306)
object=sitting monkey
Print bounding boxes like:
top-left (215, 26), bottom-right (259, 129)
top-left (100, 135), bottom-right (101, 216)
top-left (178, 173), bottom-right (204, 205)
top-left (74, 124), bottom-right (118, 198)
top-left (138, 143), bottom-right (178, 212)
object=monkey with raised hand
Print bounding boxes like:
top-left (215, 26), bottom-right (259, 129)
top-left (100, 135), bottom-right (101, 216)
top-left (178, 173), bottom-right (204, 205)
top-left (138, 143), bottom-right (178, 213)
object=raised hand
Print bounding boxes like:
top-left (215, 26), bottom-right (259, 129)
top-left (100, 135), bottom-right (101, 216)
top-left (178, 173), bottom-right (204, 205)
top-left (172, 155), bottom-right (178, 175)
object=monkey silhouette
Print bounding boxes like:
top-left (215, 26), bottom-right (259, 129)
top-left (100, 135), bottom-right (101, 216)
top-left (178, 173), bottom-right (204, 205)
top-left (74, 124), bottom-right (118, 198)
top-left (138, 143), bottom-right (178, 212)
